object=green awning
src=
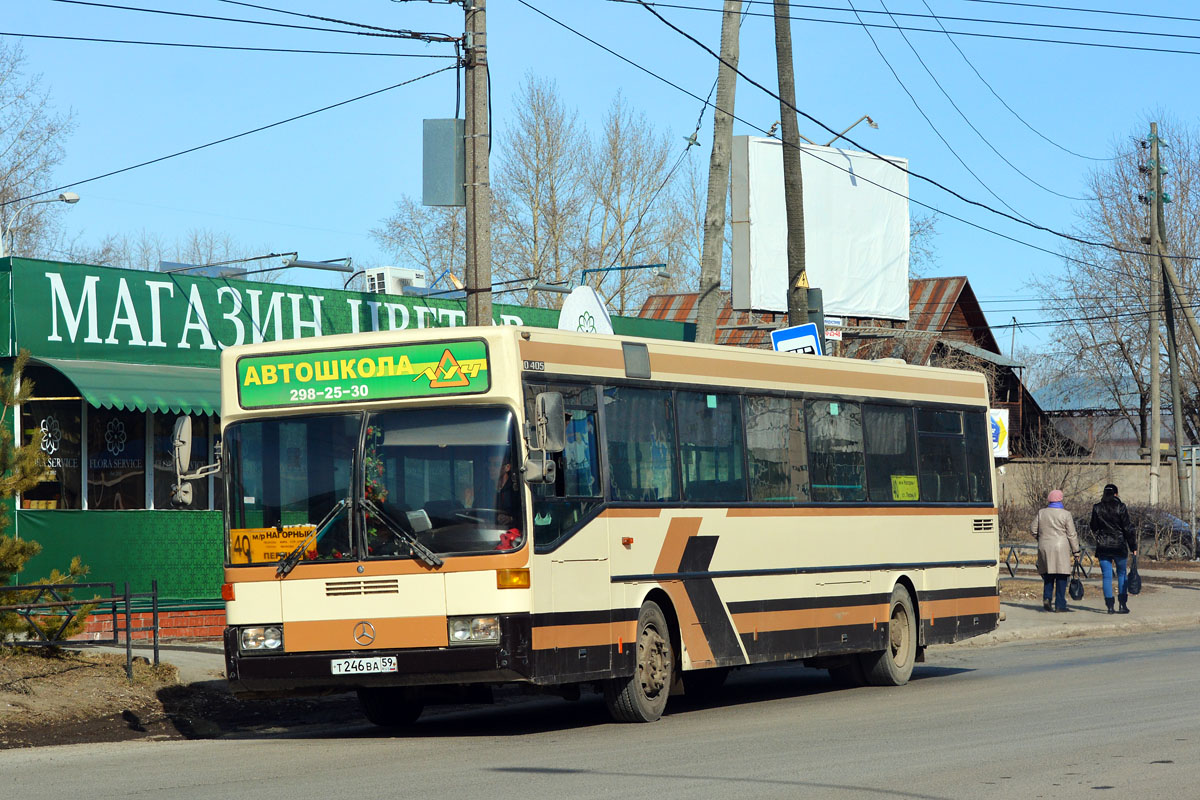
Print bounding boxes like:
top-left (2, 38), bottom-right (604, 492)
top-left (38, 358), bottom-right (220, 415)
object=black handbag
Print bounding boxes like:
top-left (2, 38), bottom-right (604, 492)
top-left (1127, 554), bottom-right (1142, 595)
top-left (1069, 559), bottom-right (1085, 601)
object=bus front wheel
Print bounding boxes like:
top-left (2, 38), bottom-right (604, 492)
top-left (356, 686), bottom-right (424, 728)
top-left (604, 601), bottom-right (673, 723)
top-left (860, 585), bottom-right (916, 687)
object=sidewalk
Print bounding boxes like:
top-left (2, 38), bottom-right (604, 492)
top-left (974, 565), bottom-right (1200, 646)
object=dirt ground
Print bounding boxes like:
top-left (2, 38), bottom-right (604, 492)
top-left (0, 647), bottom-right (360, 749)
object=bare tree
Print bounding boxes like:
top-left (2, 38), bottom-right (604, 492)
top-left (0, 42), bottom-right (74, 257)
top-left (491, 75), bottom-right (585, 307)
top-left (70, 227), bottom-right (280, 280)
top-left (908, 210), bottom-right (938, 278)
top-left (370, 197), bottom-right (465, 292)
top-left (1031, 118), bottom-right (1200, 449)
top-left (578, 94), bottom-right (680, 315)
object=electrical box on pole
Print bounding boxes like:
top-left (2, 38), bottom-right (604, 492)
top-left (423, 119), bottom-right (466, 207)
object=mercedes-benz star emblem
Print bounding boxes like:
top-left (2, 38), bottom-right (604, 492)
top-left (353, 621), bottom-right (376, 646)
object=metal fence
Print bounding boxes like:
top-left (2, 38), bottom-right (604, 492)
top-left (0, 580), bottom-right (160, 681)
top-left (1003, 543), bottom-right (1095, 579)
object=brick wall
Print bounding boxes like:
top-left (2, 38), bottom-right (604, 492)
top-left (80, 609), bottom-right (225, 641)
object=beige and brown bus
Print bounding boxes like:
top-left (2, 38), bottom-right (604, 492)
top-left (220, 325), bottom-right (999, 725)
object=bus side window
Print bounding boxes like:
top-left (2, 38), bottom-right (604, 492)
top-left (604, 386), bottom-right (678, 503)
top-left (525, 382), bottom-right (602, 551)
top-left (806, 400), bottom-right (866, 503)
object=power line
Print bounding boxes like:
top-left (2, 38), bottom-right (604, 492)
top-left (626, 0), bottom-right (1199, 265)
top-left (211, 0), bottom-right (430, 36)
top-left (864, 0), bottom-right (1091, 200)
top-left (916, 0), bottom-right (1118, 162)
top-left (604, 0), bottom-right (1200, 59)
top-left (0, 30), bottom-right (457, 57)
top-left (636, 0), bottom-right (1200, 46)
top-left (953, 0), bottom-right (1200, 27)
top-left (0, 64), bottom-right (457, 208)
top-left (48, 0), bottom-right (460, 43)
top-left (843, 0), bottom-right (1036, 221)
top-left (516, 0), bottom-right (1185, 298)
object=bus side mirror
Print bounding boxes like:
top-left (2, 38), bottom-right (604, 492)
top-left (533, 392), bottom-right (566, 453)
top-left (522, 452), bottom-right (557, 485)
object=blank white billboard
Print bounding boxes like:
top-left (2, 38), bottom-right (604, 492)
top-left (731, 136), bottom-right (910, 321)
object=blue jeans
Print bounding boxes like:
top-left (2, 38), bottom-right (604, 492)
top-left (1043, 574), bottom-right (1068, 609)
top-left (1100, 557), bottom-right (1128, 598)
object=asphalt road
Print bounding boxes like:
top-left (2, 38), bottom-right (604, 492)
top-left (5, 630), bottom-right (1200, 800)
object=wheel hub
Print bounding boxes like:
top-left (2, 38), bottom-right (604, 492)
top-left (638, 625), bottom-right (668, 697)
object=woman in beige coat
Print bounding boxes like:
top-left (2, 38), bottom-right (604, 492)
top-left (1031, 489), bottom-right (1081, 612)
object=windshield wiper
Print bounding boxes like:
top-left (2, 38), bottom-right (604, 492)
top-left (275, 497), bottom-right (350, 578)
top-left (361, 497), bottom-right (444, 568)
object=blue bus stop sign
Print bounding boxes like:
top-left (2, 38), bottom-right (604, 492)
top-left (770, 323), bottom-right (824, 356)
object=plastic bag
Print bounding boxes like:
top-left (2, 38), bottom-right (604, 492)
top-left (1069, 559), bottom-right (1085, 601)
top-left (1127, 554), bottom-right (1142, 595)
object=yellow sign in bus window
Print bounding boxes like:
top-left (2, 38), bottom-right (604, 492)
top-left (229, 526), bottom-right (317, 564)
top-left (891, 475), bottom-right (919, 501)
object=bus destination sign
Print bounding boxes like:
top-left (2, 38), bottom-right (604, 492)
top-left (236, 340), bottom-right (490, 409)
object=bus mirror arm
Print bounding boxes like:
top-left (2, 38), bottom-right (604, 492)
top-left (522, 450), bottom-right (556, 484)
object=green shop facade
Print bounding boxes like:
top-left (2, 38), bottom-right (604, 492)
top-left (3, 257), bottom-right (690, 614)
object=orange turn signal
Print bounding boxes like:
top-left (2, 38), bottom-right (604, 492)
top-left (496, 568), bottom-right (531, 589)
top-left (220, 583), bottom-right (235, 601)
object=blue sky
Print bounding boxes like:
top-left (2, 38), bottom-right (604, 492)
top-left (5, 1), bottom-right (1198, 354)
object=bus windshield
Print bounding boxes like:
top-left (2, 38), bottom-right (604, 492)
top-left (225, 407), bottom-right (523, 566)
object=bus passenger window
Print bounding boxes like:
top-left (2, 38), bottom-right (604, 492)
top-left (604, 387), bottom-right (678, 503)
top-left (917, 409), bottom-right (968, 503)
top-left (864, 405), bottom-right (919, 502)
top-left (806, 400), bottom-right (866, 503)
top-left (964, 412), bottom-right (994, 503)
top-left (677, 392), bottom-right (746, 502)
top-left (746, 395), bottom-right (810, 502)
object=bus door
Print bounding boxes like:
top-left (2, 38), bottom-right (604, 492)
top-left (529, 388), bottom-right (610, 679)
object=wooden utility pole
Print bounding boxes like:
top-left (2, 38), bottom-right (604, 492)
top-left (1152, 127), bottom-right (1190, 506)
top-left (1148, 122), bottom-right (1163, 504)
top-left (696, 1), bottom-right (742, 344)
top-left (773, 0), bottom-right (808, 326)
top-left (464, 0), bottom-right (492, 327)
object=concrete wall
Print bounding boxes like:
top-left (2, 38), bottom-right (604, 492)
top-left (997, 458), bottom-right (1198, 510)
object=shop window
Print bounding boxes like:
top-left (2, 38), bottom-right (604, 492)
top-left (22, 400), bottom-right (83, 510)
top-left (87, 409), bottom-right (146, 509)
top-left (153, 413), bottom-right (214, 509)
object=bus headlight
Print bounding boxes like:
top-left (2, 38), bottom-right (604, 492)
top-left (447, 616), bottom-right (500, 645)
top-left (239, 625), bottom-right (283, 652)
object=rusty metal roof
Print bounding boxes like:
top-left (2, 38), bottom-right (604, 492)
top-left (638, 291), bottom-right (781, 348)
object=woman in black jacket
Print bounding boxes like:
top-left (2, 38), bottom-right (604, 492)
top-left (1089, 483), bottom-right (1138, 614)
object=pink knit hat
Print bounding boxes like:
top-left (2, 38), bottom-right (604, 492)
top-left (1047, 489), bottom-right (1064, 503)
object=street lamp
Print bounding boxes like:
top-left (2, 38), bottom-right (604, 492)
top-left (824, 115), bottom-right (878, 148)
top-left (1, 192), bottom-right (81, 257)
top-left (579, 263), bottom-right (672, 287)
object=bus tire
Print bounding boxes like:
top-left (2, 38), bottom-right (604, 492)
top-left (860, 585), bottom-right (917, 687)
top-left (356, 686), bottom-right (424, 728)
top-left (604, 601), bottom-right (673, 723)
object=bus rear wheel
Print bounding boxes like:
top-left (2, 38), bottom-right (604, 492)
top-left (604, 601), bottom-right (673, 723)
top-left (356, 686), bottom-right (424, 728)
top-left (860, 585), bottom-right (916, 687)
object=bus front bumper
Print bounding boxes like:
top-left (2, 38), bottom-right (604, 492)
top-left (223, 615), bottom-right (532, 696)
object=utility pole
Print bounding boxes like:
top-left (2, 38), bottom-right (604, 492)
top-left (1148, 123), bottom-right (1163, 505)
top-left (1151, 126), bottom-right (1190, 507)
top-left (696, 1), bottom-right (742, 344)
top-left (464, 0), bottom-right (492, 327)
top-left (773, 0), bottom-right (808, 326)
